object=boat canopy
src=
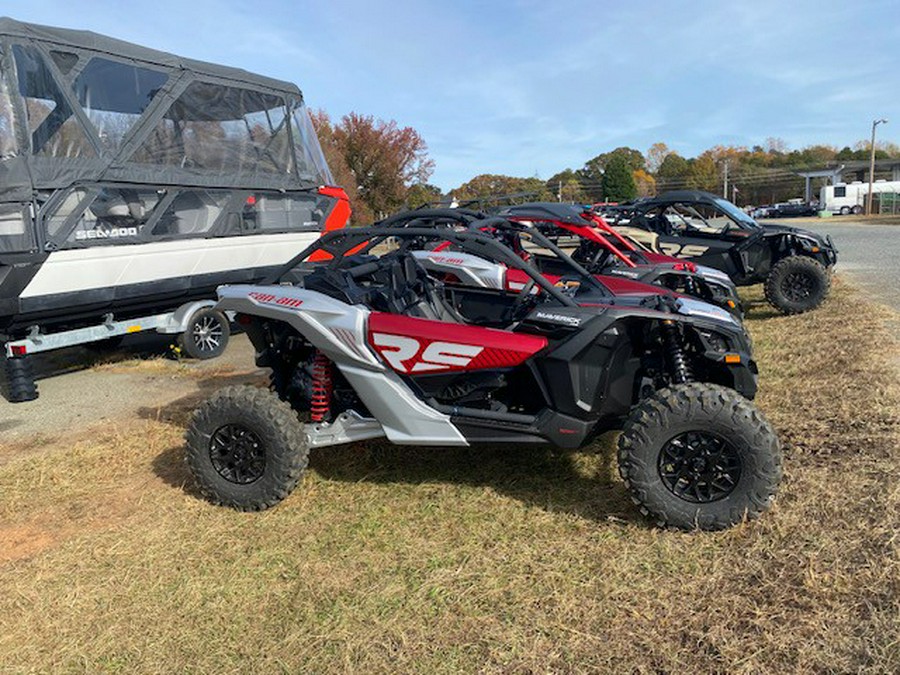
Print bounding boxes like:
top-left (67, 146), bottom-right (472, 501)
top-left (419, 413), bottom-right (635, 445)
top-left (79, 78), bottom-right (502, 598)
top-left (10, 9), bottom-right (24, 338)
top-left (0, 16), bottom-right (333, 203)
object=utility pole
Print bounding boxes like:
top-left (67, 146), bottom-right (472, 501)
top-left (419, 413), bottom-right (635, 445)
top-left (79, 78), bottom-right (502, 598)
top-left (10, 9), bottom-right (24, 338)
top-left (867, 118), bottom-right (888, 215)
top-left (723, 161), bottom-right (729, 199)
top-left (558, 180), bottom-right (562, 202)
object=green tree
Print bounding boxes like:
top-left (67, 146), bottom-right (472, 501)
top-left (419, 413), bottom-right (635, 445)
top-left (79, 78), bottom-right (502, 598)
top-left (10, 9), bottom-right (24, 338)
top-left (686, 155), bottom-right (719, 192)
top-left (406, 183), bottom-right (443, 208)
top-left (580, 147), bottom-right (645, 201)
top-left (601, 155), bottom-right (637, 202)
top-left (656, 153), bottom-right (690, 191)
top-left (451, 174), bottom-right (553, 205)
top-left (548, 169), bottom-right (588, 203)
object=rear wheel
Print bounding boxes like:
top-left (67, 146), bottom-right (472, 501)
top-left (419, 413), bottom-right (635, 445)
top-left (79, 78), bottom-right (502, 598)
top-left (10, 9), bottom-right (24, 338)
top-left (180, 308), bottom-right (230, 359)
top-left (185, 386), bottom-right (308, 510)
top-left (851, 204), bottom-right (863, 215)
top-left (839, 206), bottom-right (851, 215)
top-left (617, 383), bottom-right (781, 530)
top-left (764, 255), bottom-right (830, 314)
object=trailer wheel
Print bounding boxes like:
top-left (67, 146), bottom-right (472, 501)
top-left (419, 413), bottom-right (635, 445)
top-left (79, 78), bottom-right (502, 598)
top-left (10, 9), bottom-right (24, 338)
top-left (839, 206), bottom-right (851, 215)
top-left (851, 204), bottom-right (863, 215)
top-left (180, 308), bottom-right (230, 360)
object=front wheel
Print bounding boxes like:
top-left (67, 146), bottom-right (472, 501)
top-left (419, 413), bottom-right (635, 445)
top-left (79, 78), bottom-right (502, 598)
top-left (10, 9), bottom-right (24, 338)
top-left (185, 386), bottom-right (309, 510)
top-left (764, 255), bottom-right (830, 314)
top-left (617, 383), bottom-right (781, 530)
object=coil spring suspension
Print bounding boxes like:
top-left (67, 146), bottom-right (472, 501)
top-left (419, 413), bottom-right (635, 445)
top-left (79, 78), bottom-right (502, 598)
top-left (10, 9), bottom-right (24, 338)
top-left (662, 320), bottom-right (693, 384)
top-left (310, 351), bottom-right (333, 422)
top-left (683, 275), bottom-right (698, 296)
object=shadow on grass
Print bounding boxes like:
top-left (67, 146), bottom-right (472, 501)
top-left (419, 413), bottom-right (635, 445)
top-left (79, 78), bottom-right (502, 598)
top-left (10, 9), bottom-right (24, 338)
top-left (744, 302), bottom-right (783, 321)
top-left (148, 384), bottom-right (639, 526)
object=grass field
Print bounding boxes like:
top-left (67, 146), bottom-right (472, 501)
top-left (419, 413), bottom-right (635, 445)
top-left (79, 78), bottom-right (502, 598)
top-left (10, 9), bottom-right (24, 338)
top-left (0, 278), bottom-right (897, 673)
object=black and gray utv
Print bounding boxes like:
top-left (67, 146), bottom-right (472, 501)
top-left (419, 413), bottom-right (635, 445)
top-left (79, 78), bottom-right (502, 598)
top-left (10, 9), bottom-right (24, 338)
top-left (607, 191), bottom-right (837, 314)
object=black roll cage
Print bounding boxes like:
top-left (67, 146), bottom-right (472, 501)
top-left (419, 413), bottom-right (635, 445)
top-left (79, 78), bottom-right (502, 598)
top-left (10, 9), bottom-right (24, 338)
top-left (267, 219), bottom-right (614, 309)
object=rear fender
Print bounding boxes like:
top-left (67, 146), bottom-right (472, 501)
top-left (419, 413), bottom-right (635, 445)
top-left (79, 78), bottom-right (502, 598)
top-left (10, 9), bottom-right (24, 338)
top-left (216, 284), bottom-right (468, 446)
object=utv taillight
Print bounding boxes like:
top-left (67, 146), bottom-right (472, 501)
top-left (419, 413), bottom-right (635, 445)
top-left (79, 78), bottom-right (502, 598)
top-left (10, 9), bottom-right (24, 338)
top-left (246, 195), bottom-right (257, 206)
top-left (235, 313), bottom-right (253, 326)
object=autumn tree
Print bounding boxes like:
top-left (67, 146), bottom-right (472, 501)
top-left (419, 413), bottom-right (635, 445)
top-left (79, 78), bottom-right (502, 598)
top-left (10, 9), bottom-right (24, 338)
top-left (309, 109), bottom-right (371, 223)
top-left (632, 168), bottom-right (656, 197)
top-left (335, 112), bottom-right (434, 218)
top-left (311, 111), bottom-right (434, 221)
top-left (646, 142), bottom-right (671, 173)
top-left (601, 155), bottom-right (637, 202)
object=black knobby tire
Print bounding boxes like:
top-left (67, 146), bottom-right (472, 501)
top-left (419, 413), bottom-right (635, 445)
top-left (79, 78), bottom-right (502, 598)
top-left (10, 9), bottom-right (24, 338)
top-left (180, 308), bottom-right (230, 360)
top-left (4, 356), bottom-right (38, 403)
top-left (185, 385), bottom-right (308, 510)
top-left (763, 255), bottom-right (830, 315)
top-left (617, 383), bottom-right (781, 530)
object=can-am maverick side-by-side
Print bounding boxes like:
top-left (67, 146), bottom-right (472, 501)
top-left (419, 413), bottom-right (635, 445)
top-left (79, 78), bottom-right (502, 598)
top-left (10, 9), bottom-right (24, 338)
top-left (0, 18), bottom-right (349, 401)
top-left (185, 222), bottom-right (781, 530)
top-left (496, 202), bottom-right (743, 317)
top-left (375, 207), bottom-right (743, 317)
top-left (602, 191), bottom-right (837, 314)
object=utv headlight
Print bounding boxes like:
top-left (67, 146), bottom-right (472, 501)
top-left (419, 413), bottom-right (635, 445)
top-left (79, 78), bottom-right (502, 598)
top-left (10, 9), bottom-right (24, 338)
top-left (697, 329), bottom-right (729, 353)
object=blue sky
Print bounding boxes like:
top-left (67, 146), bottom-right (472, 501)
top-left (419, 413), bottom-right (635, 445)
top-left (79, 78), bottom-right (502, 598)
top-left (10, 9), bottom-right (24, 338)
top-left (7, 0), bottom-right (900, 190)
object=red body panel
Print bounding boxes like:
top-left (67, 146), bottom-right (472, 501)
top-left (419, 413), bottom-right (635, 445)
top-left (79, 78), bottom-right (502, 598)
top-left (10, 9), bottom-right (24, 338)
top-left (309, 186), bottom-right (353, 262)
top-left (368, 312), bottom-right (547, 374)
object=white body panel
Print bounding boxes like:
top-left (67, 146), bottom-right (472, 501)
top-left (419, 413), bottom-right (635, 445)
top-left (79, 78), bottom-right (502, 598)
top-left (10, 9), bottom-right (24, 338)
top-left (20, 231), bottom-right (319, 299)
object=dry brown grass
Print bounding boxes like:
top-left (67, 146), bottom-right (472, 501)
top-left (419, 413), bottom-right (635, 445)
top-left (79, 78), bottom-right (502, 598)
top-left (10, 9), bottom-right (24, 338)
top-left (0, 278), bottom-right (897, 673)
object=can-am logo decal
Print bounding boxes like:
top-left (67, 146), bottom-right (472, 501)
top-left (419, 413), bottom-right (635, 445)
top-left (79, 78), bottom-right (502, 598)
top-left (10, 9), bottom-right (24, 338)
top-left (248, 291), bottom-right (304, 308)
top-left (658, 242), bottom-right (710, 258)
top-left (371, 334), bottom-right (484, 373)
top-left (427, 254), bottom-right (466, 266)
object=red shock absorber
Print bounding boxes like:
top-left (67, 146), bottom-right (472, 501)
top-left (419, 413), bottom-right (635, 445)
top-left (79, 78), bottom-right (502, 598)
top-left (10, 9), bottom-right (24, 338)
top-left (310, 351), bottom-right (333, 422)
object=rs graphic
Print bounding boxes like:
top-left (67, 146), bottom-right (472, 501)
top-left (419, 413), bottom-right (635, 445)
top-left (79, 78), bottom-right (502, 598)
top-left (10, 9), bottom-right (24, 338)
top-left (658, 242), bottom-right (710, 258)
top-left (371, 334), bottom-right (484, 373)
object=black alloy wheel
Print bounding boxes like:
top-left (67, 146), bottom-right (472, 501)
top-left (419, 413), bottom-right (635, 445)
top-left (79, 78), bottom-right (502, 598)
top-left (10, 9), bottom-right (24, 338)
top-left (658, 431), bottom-right (742, 503)
top-left (208, 423), bottom-right (266, 484)
top-left (780, 270), bottom-right (815, 303)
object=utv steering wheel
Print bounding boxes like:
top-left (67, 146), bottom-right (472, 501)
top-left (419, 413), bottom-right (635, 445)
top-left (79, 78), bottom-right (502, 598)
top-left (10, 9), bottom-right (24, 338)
top-left (507, 277), bottom-right (539, 324)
